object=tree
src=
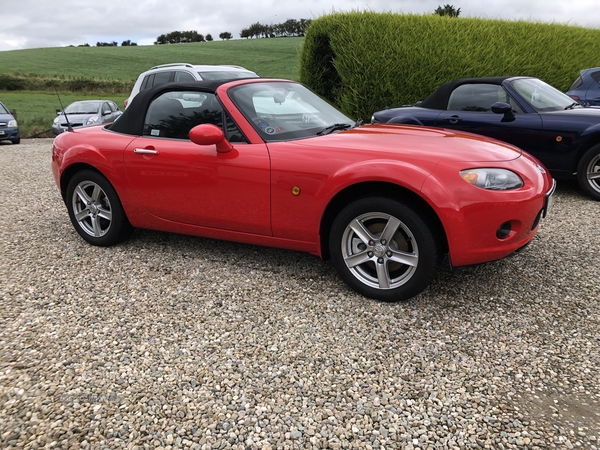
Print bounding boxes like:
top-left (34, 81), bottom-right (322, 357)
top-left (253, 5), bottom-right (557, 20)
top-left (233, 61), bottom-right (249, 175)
top-left (205, 34), bottom-right (213, 42)
top-left (121, 40), bottom-right (137, 46)
top-left (434, 4), bottom-right (461, 17)
top-left (219, 31), bottom-right (233, 40)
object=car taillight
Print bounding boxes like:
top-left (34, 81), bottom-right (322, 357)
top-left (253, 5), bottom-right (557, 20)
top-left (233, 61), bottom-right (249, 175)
top-left (569, 95), bottom-right (581, 101)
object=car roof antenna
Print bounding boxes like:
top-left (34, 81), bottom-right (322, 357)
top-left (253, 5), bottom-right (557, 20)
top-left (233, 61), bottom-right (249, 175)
top-left (54, 85), bottom-right (73, 132)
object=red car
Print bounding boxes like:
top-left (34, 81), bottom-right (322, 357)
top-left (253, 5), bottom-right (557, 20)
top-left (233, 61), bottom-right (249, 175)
top-left (52, 78), bottom-right (555, 302)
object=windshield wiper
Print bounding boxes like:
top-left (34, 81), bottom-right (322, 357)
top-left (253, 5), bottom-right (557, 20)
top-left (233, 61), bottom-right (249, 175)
top-left (316, 123), bottom-right (353, 136)
top-left (316, 119), bottom-right (362, 136)
top-left (564, 102), bottom-right (581, 110)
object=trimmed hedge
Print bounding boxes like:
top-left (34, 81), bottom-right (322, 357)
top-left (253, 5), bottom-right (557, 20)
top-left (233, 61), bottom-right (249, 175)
top-left (299, 11), bottom-right (600, 120)
top-left (0, 73), bottom-right (132, 94)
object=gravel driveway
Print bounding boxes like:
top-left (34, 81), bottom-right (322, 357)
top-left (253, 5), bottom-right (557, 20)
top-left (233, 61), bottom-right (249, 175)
top-left (1, 139), bottom-right (599, 449)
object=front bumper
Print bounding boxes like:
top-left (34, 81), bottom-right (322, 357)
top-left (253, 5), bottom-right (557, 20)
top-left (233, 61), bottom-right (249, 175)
top-left (0, 126), bottom-right (20, 141)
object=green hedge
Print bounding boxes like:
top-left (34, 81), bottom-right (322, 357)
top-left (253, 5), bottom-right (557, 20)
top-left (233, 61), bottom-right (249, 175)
top-left (299, 11), bottom-right (600, 120)
top-left (0, 73), bottom-right (132, 94)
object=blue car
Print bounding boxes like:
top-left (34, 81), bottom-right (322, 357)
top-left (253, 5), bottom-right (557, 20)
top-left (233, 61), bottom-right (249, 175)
top-left (0, 101), bottom-right (20, 145)
top-left (566, 67), bottom-right (600, 106)
top-left (371, 76), bottom-right (600, 200)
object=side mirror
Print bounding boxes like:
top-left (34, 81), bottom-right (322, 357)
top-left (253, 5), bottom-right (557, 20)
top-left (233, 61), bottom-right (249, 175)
top-left (189, 124), bottom-right (233, 153)
top-left (491, 102), bottom-right (515, 121)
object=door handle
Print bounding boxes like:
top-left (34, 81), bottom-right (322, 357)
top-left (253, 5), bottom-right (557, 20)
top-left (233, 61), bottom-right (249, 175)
top-left (443, 115), bottom-right (462, 124)
top-left (134, 148), bottom-right (159, 155)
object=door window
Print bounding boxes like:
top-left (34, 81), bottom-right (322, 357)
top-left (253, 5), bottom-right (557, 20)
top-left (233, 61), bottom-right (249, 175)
top-left (448, 84), bottom-right (523, 112)
top-left (174, 71), bottom-right (196, 82)
top-left (143, 91), bottom-right (246, 141)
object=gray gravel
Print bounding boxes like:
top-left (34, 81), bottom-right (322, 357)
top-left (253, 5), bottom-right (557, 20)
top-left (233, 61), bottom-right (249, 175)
top-left (1, 138), bottom-right (599, 450)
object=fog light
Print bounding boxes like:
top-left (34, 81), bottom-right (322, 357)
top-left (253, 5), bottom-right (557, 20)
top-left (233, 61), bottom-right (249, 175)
top-left (496, 222), bottom-right (511, 239)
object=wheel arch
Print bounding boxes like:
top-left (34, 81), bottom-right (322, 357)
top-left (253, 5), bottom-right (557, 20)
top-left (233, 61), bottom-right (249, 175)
top-left (575, 134), bottom-right (600, 172)
top-left (59, 163), bottom-right (109, 202)
top-left (319, 181), bottom-right (448, 260)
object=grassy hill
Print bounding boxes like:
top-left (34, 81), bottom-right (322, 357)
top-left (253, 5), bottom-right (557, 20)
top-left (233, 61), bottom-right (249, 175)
top-left (0, 37), bottom-right (304, 82)
top-left (0, 37), bottom-right (304, 138)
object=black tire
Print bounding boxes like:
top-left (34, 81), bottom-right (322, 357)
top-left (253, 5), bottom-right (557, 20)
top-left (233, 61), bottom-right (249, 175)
top-left (329, 197), bottom-right (440, 302)
top-left (577, 144), bottom-right (600, 201)
top-left (65, 170), bottom-right (133, 246)
top-left (11, 139), bottom-right (20, 144)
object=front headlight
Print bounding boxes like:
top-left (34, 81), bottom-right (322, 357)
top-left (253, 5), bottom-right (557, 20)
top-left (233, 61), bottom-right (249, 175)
top-left (86, 116), bottom-right (99, 125)
top-left (460, 168), bottom-right (523, 190)
top-left (53, 117), bottom-right (59, 125)
top-left (8, 119), bottom-right (17, 127)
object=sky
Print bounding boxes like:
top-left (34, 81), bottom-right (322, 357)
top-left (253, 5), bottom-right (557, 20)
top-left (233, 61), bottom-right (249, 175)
top-left (0, 0), bottom-right (598, 51)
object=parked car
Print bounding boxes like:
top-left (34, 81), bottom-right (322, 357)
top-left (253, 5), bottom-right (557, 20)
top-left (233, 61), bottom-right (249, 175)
top-left (124, 63), bottom-right (259, 108)
top-left (53, 100), bottom-right (122, 136)
top-left (0, 101), bottom-right (20, 144)
top-left (52, 78), bottom-right (555, 302)
top-left (372, 76), bottom-right (600, 200)
top-left (566, 67), bottom-right (600, 106)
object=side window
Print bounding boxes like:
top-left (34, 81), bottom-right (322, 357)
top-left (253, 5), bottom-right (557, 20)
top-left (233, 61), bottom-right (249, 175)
top-left (141, 74), bottom-right (154, 91)
top-left (569, 76), bottom-right (584, 91)
top-left (448, 84), bottom-right (515, 112)
top-left (152, 71), bottom-right (172, 87)
top-left (143, 91), bottom-right (246, 142)
top-left (102, 103), bottom-right (111, 114)
top-left (174, 71), bottom-right (196, 82)
top-left (591, 71), bottom-right (600, 85)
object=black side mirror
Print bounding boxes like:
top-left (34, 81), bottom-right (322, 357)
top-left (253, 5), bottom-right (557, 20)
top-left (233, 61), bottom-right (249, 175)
top-left (491, 102), bottom-right (515, 121)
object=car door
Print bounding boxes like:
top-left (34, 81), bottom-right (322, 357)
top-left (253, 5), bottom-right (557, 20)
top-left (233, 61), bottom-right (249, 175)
top-left (123, 92), bottom-right (271, 235)
top-left (434, 83), bottom-right (544, 155)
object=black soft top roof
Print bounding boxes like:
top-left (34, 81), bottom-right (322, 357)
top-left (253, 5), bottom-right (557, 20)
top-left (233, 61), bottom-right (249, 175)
top-left (418, 76), bottom-right (518, 110)
top-left (109, 79), bottom-right (235, 135)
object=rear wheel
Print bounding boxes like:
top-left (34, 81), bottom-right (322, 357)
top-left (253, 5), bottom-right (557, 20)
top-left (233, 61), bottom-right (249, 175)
top-left (577, 144), bottom-right (600, 200)
top-left (329, 197), bottom-right (440, 302)
top-left (66, 170), bottom-right (133, 246)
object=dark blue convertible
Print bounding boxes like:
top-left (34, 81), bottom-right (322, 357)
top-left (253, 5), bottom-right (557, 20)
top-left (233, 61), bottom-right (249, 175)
top-left (372, 76), bottom-right (600, 200)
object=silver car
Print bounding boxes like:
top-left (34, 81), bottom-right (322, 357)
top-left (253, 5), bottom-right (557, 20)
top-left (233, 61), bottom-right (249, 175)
top-left (53, 100), bottom-right (122, 136)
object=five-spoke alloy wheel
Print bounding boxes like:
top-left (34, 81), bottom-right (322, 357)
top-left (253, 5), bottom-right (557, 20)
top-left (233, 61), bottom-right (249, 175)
top-left (66, 170), bottom-right (133, 246)
top-left (330, 197), bottom-right (440, 302)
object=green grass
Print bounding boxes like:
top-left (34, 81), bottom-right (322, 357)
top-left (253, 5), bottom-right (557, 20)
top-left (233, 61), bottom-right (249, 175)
top-left (0, 38), bottom-right (304, 137)
top-left (0, 37), bottom-right (304, 81)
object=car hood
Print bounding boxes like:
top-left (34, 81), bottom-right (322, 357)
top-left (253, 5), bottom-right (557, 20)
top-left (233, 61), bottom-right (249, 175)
top-left (58, 113), bottom-right (98, 121)
top-left (294, 124), bottom-right (522, 163)
top-left (0, 113), bottom-right (15, 122)
top-left (545, 107), bottom-right (600, 118)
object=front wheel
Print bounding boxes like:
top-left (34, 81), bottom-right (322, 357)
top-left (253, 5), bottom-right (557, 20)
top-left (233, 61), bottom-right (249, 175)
top-left (11, 138), bottom-right (20, 144)
top-left (329, 197), bottom-right (440, 302)
top-left (577, 144), bottom-right (600, 200)
top-left (65, 170), bottom-right (133, 246)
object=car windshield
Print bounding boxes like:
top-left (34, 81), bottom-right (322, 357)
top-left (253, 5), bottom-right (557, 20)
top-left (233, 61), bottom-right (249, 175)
top-left (510, 78), bottom-right (578, 112)
top-left (198, 71), bottom-right (258, 80)
top-left (64, 102), bottom-right (100, 114)
top-left (0, 103), bottom-right (9, 114)
top-left (229, 81), bottom-right (355, 141)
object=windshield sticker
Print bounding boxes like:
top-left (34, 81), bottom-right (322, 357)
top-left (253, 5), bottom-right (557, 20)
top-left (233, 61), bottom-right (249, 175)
top-left (302, 114), bottom-right (310, 123)
top-left (275, 127), bottom-right (285, 133)
top-left (264, 127), bottom-right (276, 135)
top-left (256, 120), bottom-right (269, 129)
top-left (151, 129), bottom-right (160, 136)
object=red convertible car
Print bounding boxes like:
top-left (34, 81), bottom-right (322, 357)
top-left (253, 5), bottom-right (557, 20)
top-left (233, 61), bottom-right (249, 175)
top-left (52, 78), bottom-right (555, 301)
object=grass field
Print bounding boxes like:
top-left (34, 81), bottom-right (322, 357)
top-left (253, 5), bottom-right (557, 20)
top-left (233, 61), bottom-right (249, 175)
top-left (0, 38), bottom-right (304, 138)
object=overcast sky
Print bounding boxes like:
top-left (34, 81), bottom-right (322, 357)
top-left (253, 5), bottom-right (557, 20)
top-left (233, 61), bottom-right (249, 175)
top-left (1, 0), bottom-right (598, 51)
